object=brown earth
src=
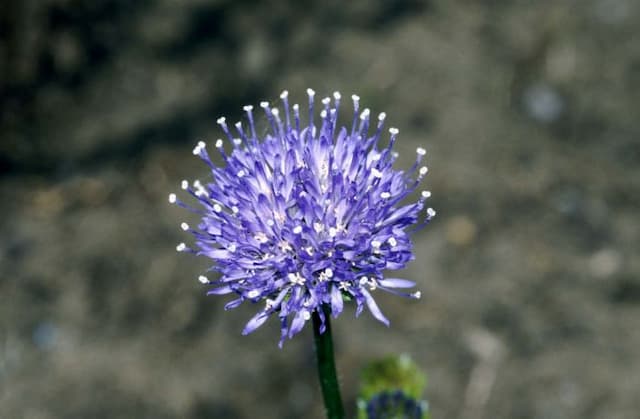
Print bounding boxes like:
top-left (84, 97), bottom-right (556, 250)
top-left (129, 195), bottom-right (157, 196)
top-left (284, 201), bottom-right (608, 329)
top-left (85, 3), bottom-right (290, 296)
top-left (1, 1), bottom-right (639, 418)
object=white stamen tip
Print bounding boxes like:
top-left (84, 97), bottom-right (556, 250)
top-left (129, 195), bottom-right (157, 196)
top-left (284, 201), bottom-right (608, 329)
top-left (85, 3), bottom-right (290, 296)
top-left (231, 206), bottom-right (239, 214)
top-left (360, 108), bottom-right (370, 120)
top-left (306, 88), bottom-right (315, 97)
top-left (333, 91), bottom-right (341, 100)
top-left (192, 145), bottom-right (202, 155)
top-left (417, 147), bottom-right (426, 156)
top-left (247, 290), bottom-right (260, 299)
top-left (293, 225), bottom-right (303, 234)
top-left (233, 138), bottom-right (242, 145)
top-left (228, 243), bottom-right (237, 252)
top-left (371, 168), bottom-right (383, 178)
top-left (216, 117), bottom-right (226, 125)
top-left (176, 242), bottom-right (186, 252)
top-left (198, 275), bottom-right (209, 284)
top-left (421, 190), bottom-right (431, 199)
top-left (427, 207), bottom-right (436, 217)
top-left (320, 110), bottom-right (327, 118)
top-left (260, 101), bottom-right (269, 108)
top-left (280, 90), bottom-right (288, 99)
top-left (181, 180), bottom-right (189, 190)
top-left (254, 232), bottom-right (268, 244)
top-left (351, 94), bottom-right (360, 102)
top-left (378, 112), bottom-right (386, 121)
top-left (389, 127), bottom-right (399, 135)
top-left (237, 170), bottom-right (245, 177)
top-left (288, 272), bottom-right (305, 285)
top-left (293, 104), bottom-right (299, 111)
top-left (322, 97), bottom-right (330, 105)
top-left (243, 105), bottom-right (253, 112)
top-left (371, 240), bottom-right (382, 249)
top-left (328, 227), bottom-right (338, 237)
top-left (215, 139), bottom-right (223, 148)
top-left (380, 192), bottom-right (391, 199)
top-left (419, 166), bottom-right (428, 176)
top-left (413, 291), bottom-right (422, 299)
top-left (302, 311), bottom-right (311, 321)
top-left (168, 193), bottom-right (177, 203)
top-left (213, 204), bottom-right (222, 213)
top-left (325, 268), bottom-right (334, 278)
top-left (181, 222), bottom-right (189, 231)
top-left (271, 108), bottom-right (279, 116)
top-left (388, 237), bottom-right (398, 247)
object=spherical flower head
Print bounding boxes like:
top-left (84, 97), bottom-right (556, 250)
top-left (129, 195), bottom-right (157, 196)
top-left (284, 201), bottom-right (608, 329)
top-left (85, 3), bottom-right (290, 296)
top-left (170, 89), bottom-right (435, 346)
top-left (365, 390), bottom-right (425, 419)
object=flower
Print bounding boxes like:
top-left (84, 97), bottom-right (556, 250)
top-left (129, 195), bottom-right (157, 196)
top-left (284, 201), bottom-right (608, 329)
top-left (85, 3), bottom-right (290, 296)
top-left (363, 390), bottom-right (426, 419)
top-left (170, 89), bottom-right (435, 346)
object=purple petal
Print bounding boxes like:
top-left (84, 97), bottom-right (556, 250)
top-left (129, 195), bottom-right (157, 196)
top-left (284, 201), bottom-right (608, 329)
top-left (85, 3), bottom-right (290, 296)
top-left (201, 249), bottom-right (231, 259)
top-left (362, 289), bottom-right (390, 326)
top-left (378, 278), bottom-right (416, 288)
top-left (317, 307), bottom-right (326, 334)
top-left (278, 316), bottom-right (288, 349)
top-left (224, 298), bottom-right (243, 310)
top-left (207, 286), bottom-right (232, 295)
top-left (288, 310), bottom-right (308, 338)
top-left (242, 311), bottom-right (270, 335)
top-left (330, 285), bottom-right (344, 318)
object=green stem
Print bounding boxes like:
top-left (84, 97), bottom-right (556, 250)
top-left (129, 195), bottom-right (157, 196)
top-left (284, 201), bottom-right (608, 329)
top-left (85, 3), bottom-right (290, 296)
top-left (312, 305), bottom-right (345, 419)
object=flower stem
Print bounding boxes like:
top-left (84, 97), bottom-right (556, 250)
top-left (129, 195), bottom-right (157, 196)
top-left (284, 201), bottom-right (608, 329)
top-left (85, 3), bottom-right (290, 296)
top-left (312, 306), bottom-right (345, 419)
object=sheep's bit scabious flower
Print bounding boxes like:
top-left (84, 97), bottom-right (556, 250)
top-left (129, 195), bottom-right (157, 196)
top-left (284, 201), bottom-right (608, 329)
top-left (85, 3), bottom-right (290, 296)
top-left (170, 89), bottom-right (435, 346)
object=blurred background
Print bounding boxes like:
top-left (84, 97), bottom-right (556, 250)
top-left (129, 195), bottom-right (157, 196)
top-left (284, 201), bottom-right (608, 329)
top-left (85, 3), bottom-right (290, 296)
top-left (1, 0), bottom-right (639, 418)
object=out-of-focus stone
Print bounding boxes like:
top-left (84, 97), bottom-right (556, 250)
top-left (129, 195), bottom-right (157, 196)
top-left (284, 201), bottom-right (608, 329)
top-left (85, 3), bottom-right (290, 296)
top-left (589, 248), bottom-right (622, 279)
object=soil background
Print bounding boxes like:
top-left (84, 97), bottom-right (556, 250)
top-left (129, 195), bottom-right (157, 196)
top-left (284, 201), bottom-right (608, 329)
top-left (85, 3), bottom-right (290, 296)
top-left (1, 1), bottom-right (639, 418)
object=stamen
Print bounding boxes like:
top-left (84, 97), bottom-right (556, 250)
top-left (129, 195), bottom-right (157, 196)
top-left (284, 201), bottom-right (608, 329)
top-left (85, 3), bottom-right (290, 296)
top-left (280, 90), bottom-right (291, 129)
top-left (288, 272), bottom-right (305, 285)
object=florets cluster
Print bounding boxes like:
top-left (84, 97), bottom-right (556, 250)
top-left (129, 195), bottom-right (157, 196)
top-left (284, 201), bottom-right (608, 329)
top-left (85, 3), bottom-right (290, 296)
top-left (169, 89), bottom-right (435, 346)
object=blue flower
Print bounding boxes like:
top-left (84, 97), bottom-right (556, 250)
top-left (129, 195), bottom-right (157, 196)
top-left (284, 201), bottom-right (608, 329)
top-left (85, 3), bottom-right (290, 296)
top-left (365, 390), bottom-right (426, 419)
top-left (169, 89), bottom-right (435, 346)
